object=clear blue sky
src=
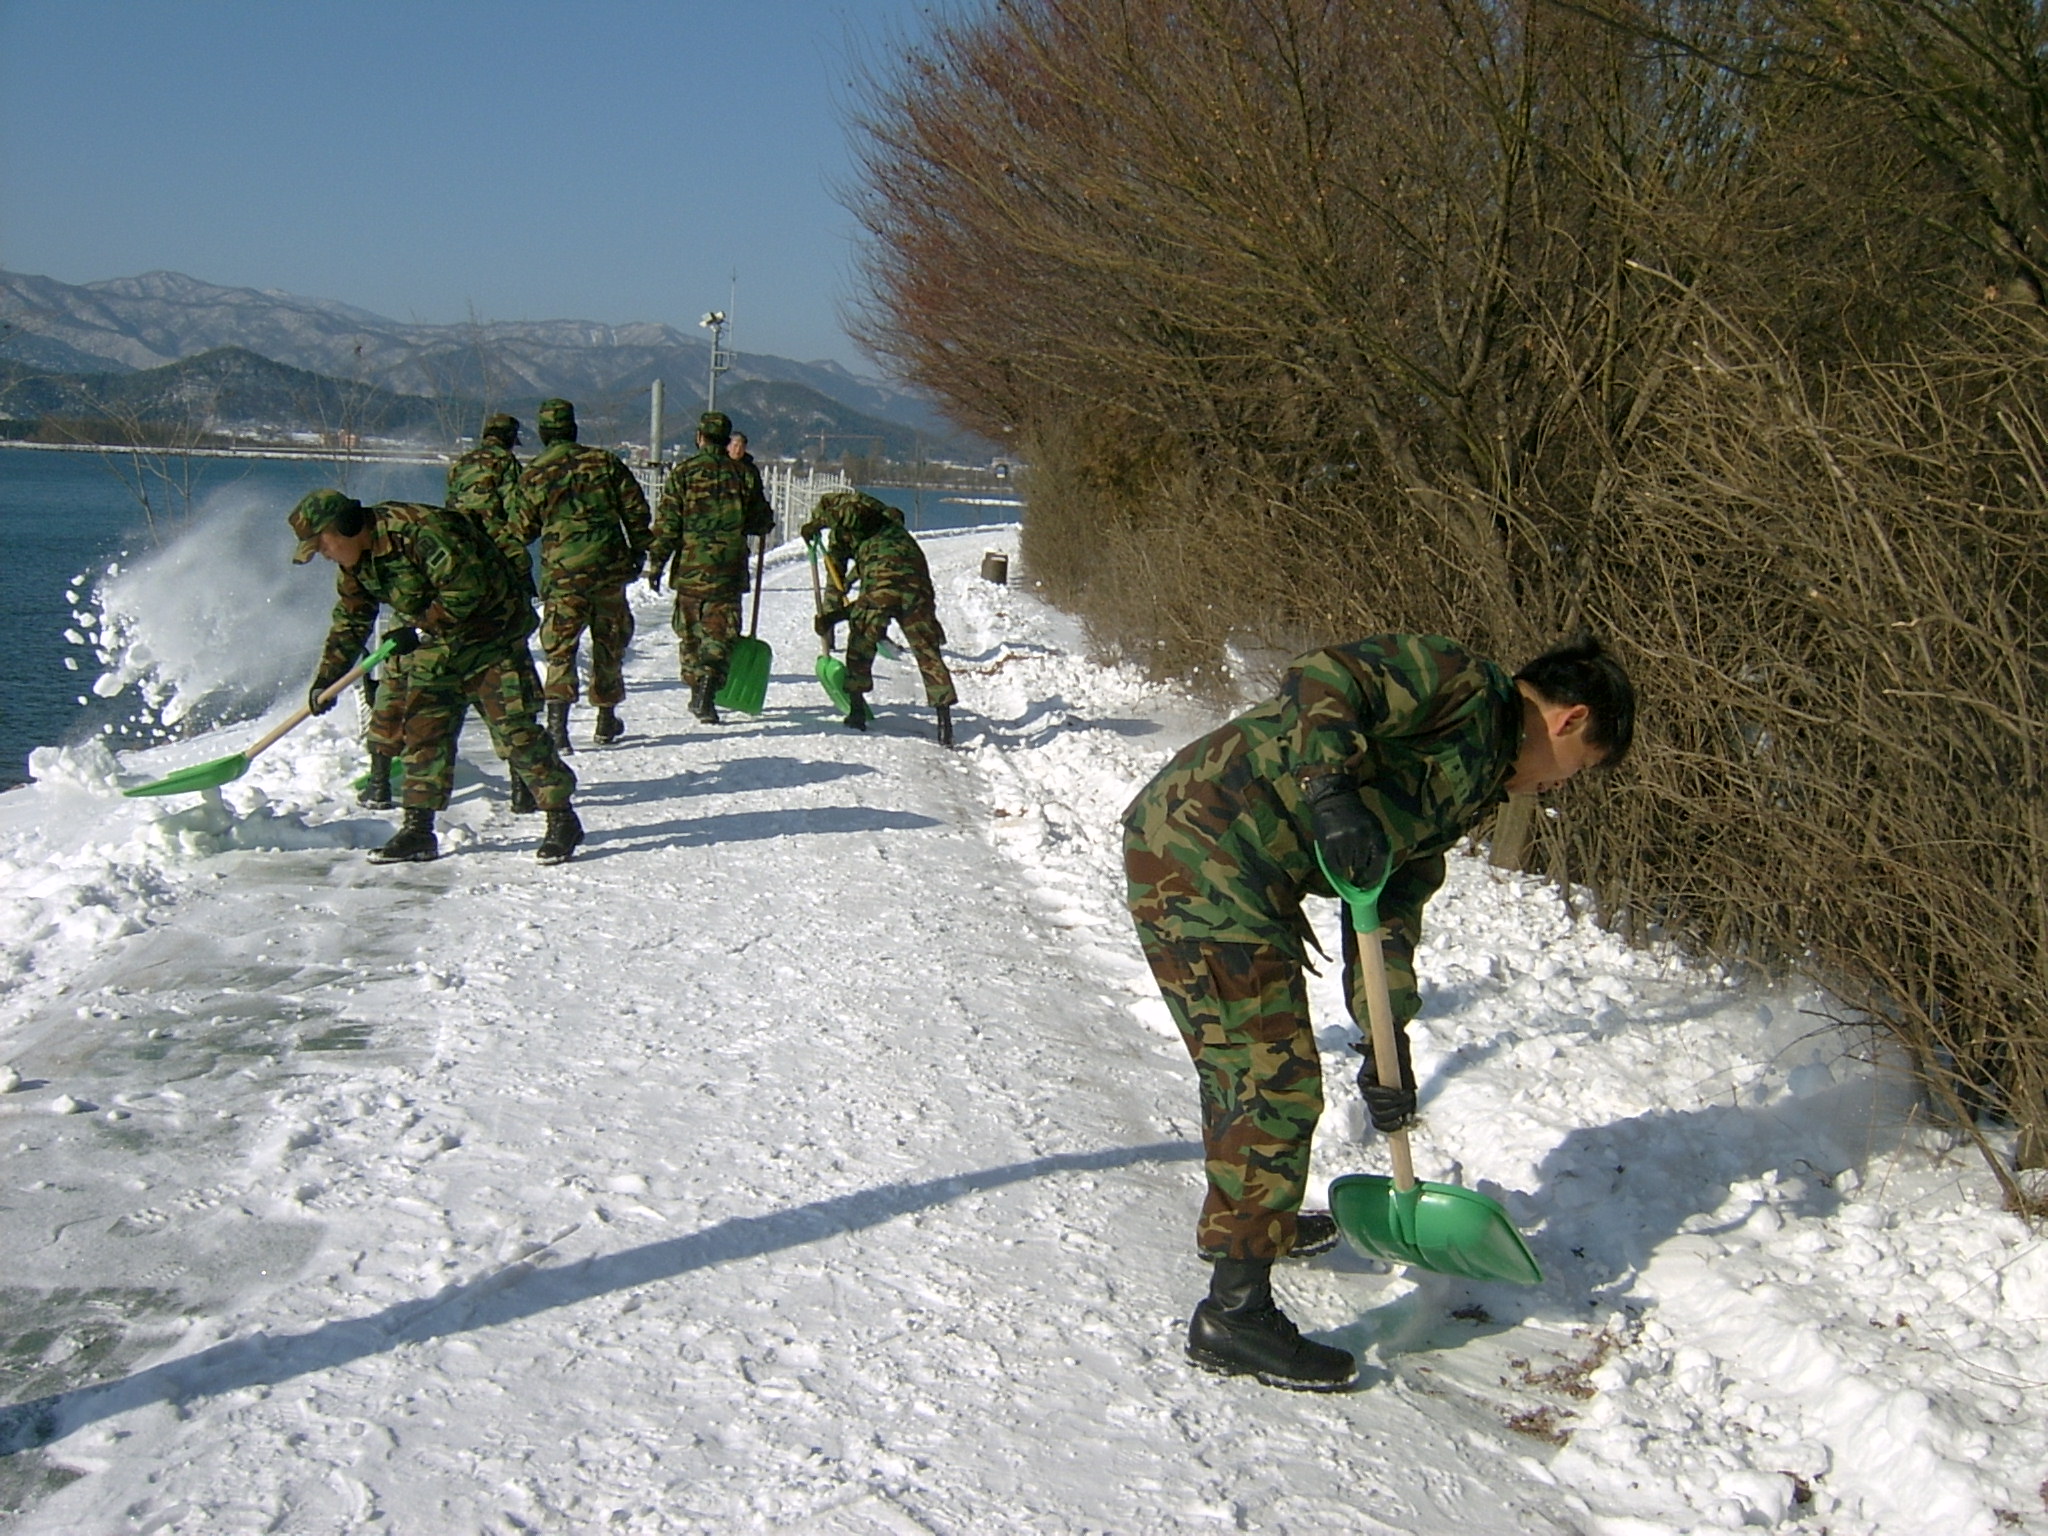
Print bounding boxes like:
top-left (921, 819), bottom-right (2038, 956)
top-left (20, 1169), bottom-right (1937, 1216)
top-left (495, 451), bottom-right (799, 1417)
top-left (0, 0), bottom-right (962, 372)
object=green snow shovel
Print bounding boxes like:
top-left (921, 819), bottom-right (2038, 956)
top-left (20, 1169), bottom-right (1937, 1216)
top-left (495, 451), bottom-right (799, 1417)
top-left (715, 535), bottom-right (772, 716)
top-left (1323, 854), bottom-right (1543, 1286)
top-left (816, 535), bottom-right (899, 660)
top-left (807, 537), bottom-right (852, 714)
top-left (122, 636), bottom-right (400, 799)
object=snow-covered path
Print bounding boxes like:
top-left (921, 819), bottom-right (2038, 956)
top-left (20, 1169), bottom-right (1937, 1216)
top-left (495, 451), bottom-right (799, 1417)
top-left (3, 528), bottom-right (2047, 1534)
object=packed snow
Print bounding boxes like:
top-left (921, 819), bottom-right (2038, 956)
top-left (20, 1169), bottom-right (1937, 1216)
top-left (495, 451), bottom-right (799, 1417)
top-left (1, 515), bottom-right (2045, 1534)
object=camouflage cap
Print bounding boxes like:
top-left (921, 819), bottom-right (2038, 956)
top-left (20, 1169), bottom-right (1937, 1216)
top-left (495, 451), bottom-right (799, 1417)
top-left (288, 489), bottom-right (364, 564)
top-left (538, 398), bottom-right (577, 432)
top-left (698, 411), bottom-right (732, 440)
top-left (482, 412), bottom-right (520, 444)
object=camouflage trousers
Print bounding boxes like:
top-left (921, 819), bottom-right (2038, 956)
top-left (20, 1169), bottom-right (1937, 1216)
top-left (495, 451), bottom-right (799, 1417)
top-left (845, 598), bottom-right (958, 708)
top-left (1136, 926), bottom-right (1324, 1261)
top-left (670, 589), bottom-right (741, 690)
top-left (539, 585), bottom-right (632, 707)
top-left (365, 651), bottom-right (517, 773)
top-left (398, 642), bottom-right (576, 813)
top-left (363, 655), bottom-right (412, 759)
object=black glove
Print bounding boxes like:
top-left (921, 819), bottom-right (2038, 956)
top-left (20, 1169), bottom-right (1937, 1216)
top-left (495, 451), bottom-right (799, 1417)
top-left (1358, 1069), bottom-right (1417, 1134)
top-left (1298, 770), bottom-right (1388, 890)
top-left (644, 557), bottom-right (664, 593)
top-left (384, 626), bottom-right (421, 657)
top-left (1354, 1027), bottom-right (1417, 1133)
top-left (814, 608), bottom-right (849, 636)
top-left (307, 678), bottom-right (340, 716)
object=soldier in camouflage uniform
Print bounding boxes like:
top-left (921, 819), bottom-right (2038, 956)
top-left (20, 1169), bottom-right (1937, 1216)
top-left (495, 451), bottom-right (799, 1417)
top-left (1123, 633), bottom-right (1633, 1390)
top-left (290, 489), bottom-right (584, 866)
top-left (360, 413), bottom-right (535, 814)
top-left (504, 398), bottom-right (651, 749)
top-left (448, 413), bottom-right (532, 575)
top-left (799, 489), bottom-right (959, 745)
top-left (645, 411), bottom-right (775, 724)
top-left (441, 412), bottom-right (543, 811)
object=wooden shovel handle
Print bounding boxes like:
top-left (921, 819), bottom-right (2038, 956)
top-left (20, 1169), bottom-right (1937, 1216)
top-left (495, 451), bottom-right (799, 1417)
top-left (1356, 923), bottom-right (1418, 1192)
top-left (246, 638), bottom-right (396, 765)
top-left (747, 535), bottom-right (767, 639)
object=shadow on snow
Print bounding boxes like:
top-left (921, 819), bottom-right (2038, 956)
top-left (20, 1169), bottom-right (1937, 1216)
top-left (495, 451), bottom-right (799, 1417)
top-left (0, 1140), bottom-right (1201, 1456)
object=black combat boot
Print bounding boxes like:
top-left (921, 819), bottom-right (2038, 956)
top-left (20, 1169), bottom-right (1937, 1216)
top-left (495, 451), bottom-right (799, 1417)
top-left (357, 753), bottom-right (395, 810)
top-left (535, 807), bottom-right (584, 865)
top-left (935, 703), bottom-right (953, 748)
top-left (546, 701), bottom-right (574, 755)
top-left (692, 678), bottom-right (721, 725)
top-left (843, 694), bottom-right (870, 731)
top-left (369, 807), bottom-right (438, 864)
top-left (1186, 1257), bottom-right (1357, 1391)
top-left (508, 771), bottom-right (538, 815)
top-left (593, 704), bottom-right (623, 744)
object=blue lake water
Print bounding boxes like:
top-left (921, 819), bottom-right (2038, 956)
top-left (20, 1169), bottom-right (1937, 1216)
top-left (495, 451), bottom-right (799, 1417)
top-left (0, 446), bottom-right (1017, 789)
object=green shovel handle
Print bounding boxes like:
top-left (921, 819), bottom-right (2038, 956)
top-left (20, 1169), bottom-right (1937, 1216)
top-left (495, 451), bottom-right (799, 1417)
top-left (806, 537), bottom-right (837, 655)
top-left (1314, 846), bottom-right (1390, 934)
top-left (1313, 846), bottom-right (1417, 1189)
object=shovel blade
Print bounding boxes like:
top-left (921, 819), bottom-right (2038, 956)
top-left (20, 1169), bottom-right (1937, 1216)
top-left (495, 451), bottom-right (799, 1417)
top-left (716, 637), bottom-right (772, 716)
top-left (122, 752), bottom-right (252, 798)
top-left (1329, 1172), bottom-right (1542, 1286)
top-left (815, 653), bottom-right (852, 715)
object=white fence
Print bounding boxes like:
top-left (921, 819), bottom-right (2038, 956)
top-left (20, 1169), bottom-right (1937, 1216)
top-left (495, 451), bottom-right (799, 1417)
top-left (631, 460), bottom-right (850, 546)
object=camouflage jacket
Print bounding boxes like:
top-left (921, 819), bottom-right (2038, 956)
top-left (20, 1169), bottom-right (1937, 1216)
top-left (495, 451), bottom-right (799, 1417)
top-left (313, 501), bottom-right (535, 689)
top-left (1123, 634), bottom-right (1522, 1026)
top-left (647, 448), bottom-right (775, 597)
top-left (505, 441), bottom-right (652, 597)
top-left (804, 494), bottom-right (932, 609)
top-left (445, 441), bottom-right (529, 571)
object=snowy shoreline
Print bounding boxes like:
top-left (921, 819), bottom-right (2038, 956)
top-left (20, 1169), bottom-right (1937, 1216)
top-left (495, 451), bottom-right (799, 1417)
top-left (0, 525), bottom-right (2043, 1534)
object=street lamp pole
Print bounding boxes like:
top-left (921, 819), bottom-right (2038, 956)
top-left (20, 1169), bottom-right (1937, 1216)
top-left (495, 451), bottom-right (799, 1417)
top-left (700, 311), bottom-right (731, 410)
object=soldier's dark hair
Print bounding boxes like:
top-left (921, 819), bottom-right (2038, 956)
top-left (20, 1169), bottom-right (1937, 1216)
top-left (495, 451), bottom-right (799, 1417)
top-left (330, 501), bottom-right (369, 539)
top-left (1515, 634), bottom-right (1634, 764)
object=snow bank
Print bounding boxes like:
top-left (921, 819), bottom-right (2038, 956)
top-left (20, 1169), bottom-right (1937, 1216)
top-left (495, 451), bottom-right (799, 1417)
top-left (0, 520), bottom-right (2041, 1534)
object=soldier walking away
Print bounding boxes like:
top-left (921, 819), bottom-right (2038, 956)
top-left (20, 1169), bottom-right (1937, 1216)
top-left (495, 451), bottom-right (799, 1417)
top-left (290, 490), bottom-right (585, 865)
top-left (505, 398), bottom-right (651, 750)
top-left (448, 413), bottom-right (532, 574)
top-left (644, 411), bottom-right (775, 724)
top-left (446, 411), bottom-right (542, 810)
top-left (800, 489), bottom-right (959, 745)
top-left (1122, 633), bottom-right (1634, 1390)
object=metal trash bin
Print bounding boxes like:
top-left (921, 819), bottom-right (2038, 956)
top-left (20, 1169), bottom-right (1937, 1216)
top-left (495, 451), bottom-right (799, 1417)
top-left (981, 551), bottom-right (1010, 584)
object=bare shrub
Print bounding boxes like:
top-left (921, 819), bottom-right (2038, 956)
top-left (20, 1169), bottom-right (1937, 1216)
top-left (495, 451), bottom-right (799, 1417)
top-left (849, 0), bottom-right (2047, 1179)
top-left (1574, 307), bottom-right (2048, 1192)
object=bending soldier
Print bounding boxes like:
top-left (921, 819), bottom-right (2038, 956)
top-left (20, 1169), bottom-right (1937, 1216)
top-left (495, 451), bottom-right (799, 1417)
top-left (504, 398), bottom-right (651, 750)
top-left (1123, 633), bottom-right (1633, 1390)
top-left (801, 489), bottom-right (958, 745)
top-left (645, 411), bottom-right (775, 724)
top-left (291, 489), bottom-right (584, 866)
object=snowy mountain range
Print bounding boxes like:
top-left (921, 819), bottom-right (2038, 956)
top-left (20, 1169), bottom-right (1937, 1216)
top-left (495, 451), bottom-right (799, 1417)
top-left (0, 268), bottom-right (980, 456)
